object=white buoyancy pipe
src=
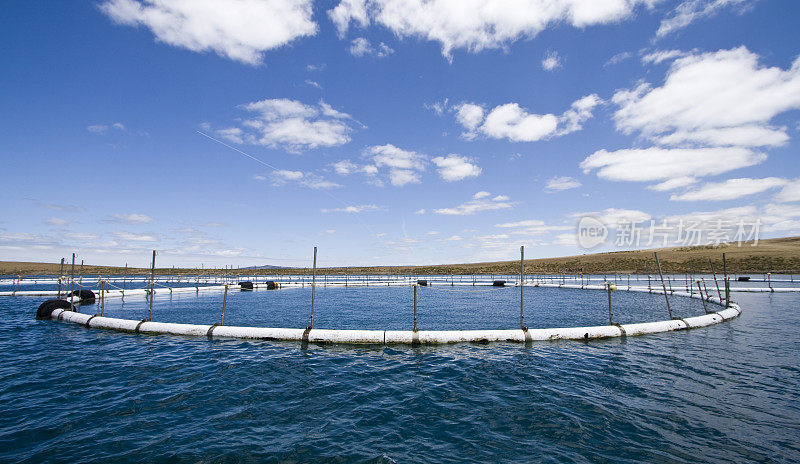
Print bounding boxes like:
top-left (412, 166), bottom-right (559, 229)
top-left (46, 284), bottom-right (743, 344)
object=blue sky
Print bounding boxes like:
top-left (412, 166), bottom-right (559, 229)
top-left (2, 0), bottom-right (800, 268)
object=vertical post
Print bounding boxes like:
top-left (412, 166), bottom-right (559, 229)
top-left (58, 257), bottom-right (64, 295)
top-left (310, 246), bottom-right (317, 329)
top-left (148, 250), bottom-right (156, 321)
top-left (697, 281), bottom-right (709, 314)
top-left (767, 272), bottom-right (772, 290)
top-left (709, 258), bottom-right (722, 302)
top-left (413, 284), bottom-right (418, 332)
top-left (221, 284), bottom-right (228, 325)
top-left (100, 279), bottom-right (105, 316)
top-left (70, 253), bottom-right (75, 298)
top-left (78, 260), bottom-right (84, 288)
top-left (653, 252), bottom-right (673, 320)
top-left (606, 282), bottom-right (614, 325)
top-left (722, 253), bottom-right (730, 308)
top-left (520, 246), bottom-right (525, 329)
top-left (122, 263), bottom-right (127, 292)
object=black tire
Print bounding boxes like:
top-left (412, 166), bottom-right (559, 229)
top-left (493, 280), bottom-right (506, 287)
top-left (265, 281), bottom-right (278, 290)
top-left (238, 281), bottom-right (254, 290)
top-left (417, 280), bottom-right (428, 286)
top-left (63, 289), bottom-right (96, 303)
top-left (37, 299), bottom-right (73, 320)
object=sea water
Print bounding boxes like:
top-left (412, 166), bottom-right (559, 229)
top-left (0, 286), bottom-right (798, 462)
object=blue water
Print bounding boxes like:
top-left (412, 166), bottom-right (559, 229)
top-left (1, 286), bottom-right (799, 463)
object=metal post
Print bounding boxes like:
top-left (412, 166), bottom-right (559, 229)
top-left (310, 247), bottom-right (317, 329)
top-left (413, 284), bottom-right (418, 332)
top-left (148, 250), bottom-right (156, 321)
top-left (697, 281), bottom-right (708, 313)
top-left (606, 282), bottom-right (614, 325)
top-left (653, 252), bottom-right (673, 320)
top-left (520, 246), bottom-right (525, 329)
top-left (221, 284), bottom-right (228, 325)
top-left (723, 253), bottom-right (730, 308)
top-left (70, 253), bottom-right (75, 298)
top-left (709, 258), bottom-right (722, 302)
top-left (58, 257), bottom-right (64, 296)
top-left (100, 279), bottom-right (105, 316)
top-left (767, 272), bottom-right (772, 290)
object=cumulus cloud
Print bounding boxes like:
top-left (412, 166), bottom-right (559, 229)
top-left (580, 147), bottom-right (766, 183)
top-left (217, 99), bottom-right (356, 152)
top-left (657, 0), bottom-right (750, 37)
top-left (613, 47), bottom-right (800, 149)
top-left (431, 154), bottom-right (482, 182)
top-left (328, 0), bottom-right (657, 59)
top-left (348, 37), bottom-right (394, 57)
top-left (585, 47), bottom-right (800, 194)
top-left (435, 191), bottom-right (514, 215)
top-left (541, 50), bottom-right (563, 71)
top-left (544, 176), bottom-right (581, 192)
top-left (99, 0), bottom-right (317, 65)
top-left (453, 94), bottom-right (601, 142)
top-left (365, 144), bottom-right (427, 186)
top-left (265, 169), bottom-right (341, 189)
top-left (670, 177), bottom-right (788, 201)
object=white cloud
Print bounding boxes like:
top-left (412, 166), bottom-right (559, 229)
top-left (269, 169), bottom-right (341, 189)
top-left (544, 176), bottom-right (581, 192)
top-left (349, 37), bottom-right (394, 57)
top-left (605, 51), bottom-right (633, 66)
top-left (541, 50), bottom-right (563, 71)
top-left (327, 0), bottom-right (657, 59)
top-left (657, 0), bottom-right (750, 37)
top-left (321, 204), bottom-right (381, 213)
top-left (454, 94), bottom-right (601, 142)
top-left (670, 177), bottom-right (788, 201)
top-left (640, 49), bottom-right (686, 64)
top-left (114, 231), bottom-right (158, 242)
top-left (87, 124), bottom-right (108, 134)
top-left (580, 147), bottom-right (766, 182)
top-left (44, 217), bottom-right (70, 226)
top-left (775, 178), bottom-right (800, 203)
top-left (99, 0), bottom-right (317, 65)
top-left (454, 103), bottom-right (485, 139)
top-left (482, 103), bottom-right (558, 142)
top-left (431, 154), bottom-right (482, 182)
top-left (217, 99), bottom-right (356, 152)
top-left (365, 144), bottom-right (427, 186)
top-left (112, 213), bottom-right (154, 224)
top-left (648, 176), bottom-right (697, 191)
top-left (572, 208), bottom-right (651, 227)
top-left (435, 191), bottom-right (514, 215)
top-left (613, 47), bottom-right (800, 149)
top-left (305, 79), bottom-right (323, 89)
top-left (414, 209), bottom-right (426, 215)
top-left (332, 159), bottom-right (359, 175)
top-left (494, 219), bottom-right (571, 235)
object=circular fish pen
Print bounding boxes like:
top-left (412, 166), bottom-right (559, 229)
top-left (26, 276), bottom-right (746, 345)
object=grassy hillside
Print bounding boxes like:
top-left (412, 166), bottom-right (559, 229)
top-left (1, 237), bottom-right (799, 276)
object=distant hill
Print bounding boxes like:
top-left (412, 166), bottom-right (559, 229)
top-left (1, 236), bottom-right (799, 275)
